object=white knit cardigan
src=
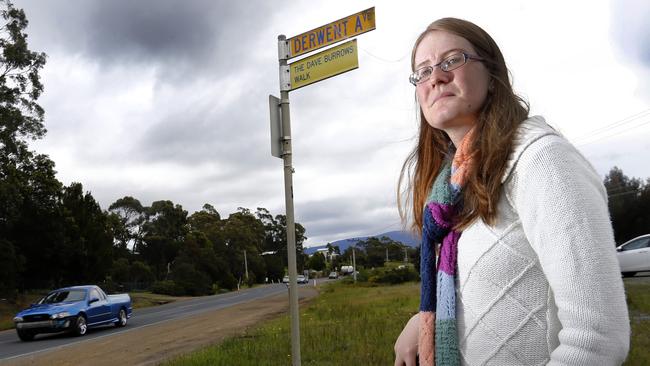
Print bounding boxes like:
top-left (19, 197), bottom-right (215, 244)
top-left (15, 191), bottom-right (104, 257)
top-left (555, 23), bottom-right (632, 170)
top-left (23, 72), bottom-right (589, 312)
top-left (456, 116), bottom-right (630, 365)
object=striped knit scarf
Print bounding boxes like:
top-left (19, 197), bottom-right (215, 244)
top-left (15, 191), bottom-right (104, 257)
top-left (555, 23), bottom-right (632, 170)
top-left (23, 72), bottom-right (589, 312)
top-left (418, 128), bottom-right (476, 366)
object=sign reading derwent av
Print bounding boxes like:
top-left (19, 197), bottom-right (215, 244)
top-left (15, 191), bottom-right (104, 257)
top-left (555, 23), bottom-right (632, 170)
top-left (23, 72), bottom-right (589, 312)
top-left (288, 39), bottom-right (358, 90)
top-left (288, 7), bottom-right (375, 58)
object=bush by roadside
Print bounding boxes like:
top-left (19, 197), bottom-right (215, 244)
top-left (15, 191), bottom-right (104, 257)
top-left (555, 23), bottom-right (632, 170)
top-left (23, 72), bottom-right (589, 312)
top-left (340, 265), bottom-right (419, 285)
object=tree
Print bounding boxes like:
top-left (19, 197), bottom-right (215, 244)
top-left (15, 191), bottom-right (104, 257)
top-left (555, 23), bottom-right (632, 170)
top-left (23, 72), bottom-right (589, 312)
top-left (0, 0), bottom-right (47, 156)
top-left (274, 214), bottom-right (307, 268)
top-left (188, 203), bottom-right (221, 231)
top-left (341, 241), bottom-right (367, 268)
top-left (262, 253), bottom-right (284, 282)
top-left (169, 232), bottom-right (216, 296)
top-left (2, 152), bottom-right (63, 290)
top-left (108, 196), bottom-right (146, 254)
top-left (221, 208), bottom-right (266, 284)
top-left (307, 252), bottom-right (326, 271)
top-left (603, 167), bottom-right (650, 244)
top-left (59, 182), bottom-right (113, 284)
top-left (0, 238), bottom-right (22, 297)
top-left (0, 0), bottom-right (51, 295)
top-left (139, 200), bottom-right (188, 280)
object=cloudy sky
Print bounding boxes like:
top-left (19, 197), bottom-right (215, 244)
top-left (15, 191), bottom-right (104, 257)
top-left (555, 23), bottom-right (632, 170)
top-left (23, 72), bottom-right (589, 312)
top-left (15, 0), bottom-right (650, 247)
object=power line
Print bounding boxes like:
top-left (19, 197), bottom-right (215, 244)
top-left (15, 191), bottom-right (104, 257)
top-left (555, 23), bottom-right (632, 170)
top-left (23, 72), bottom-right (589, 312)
top-left (358, 46), bottom-right (408, 63)
top-left (572, 108), bottom-right (650, 145)
top-left (576, 117), bottom-right (650, 147)
top-left (578, 108), bottom-right (650, 140)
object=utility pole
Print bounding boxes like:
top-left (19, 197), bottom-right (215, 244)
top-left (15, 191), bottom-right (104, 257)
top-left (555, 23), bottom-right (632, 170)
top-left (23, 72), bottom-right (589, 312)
top-left (352, 245), bottom-right (357, 283)
top-left (404, 247), bottom-right (408, 263)
top-left (386, 247), bottom-right (389, 263)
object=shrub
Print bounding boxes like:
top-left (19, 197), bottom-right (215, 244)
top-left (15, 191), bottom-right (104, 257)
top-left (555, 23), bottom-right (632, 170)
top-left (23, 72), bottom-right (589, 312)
top-left (368, 266), bottom-right (418, 284)
top-left (218, 272), bottom-right (238, 291)
top-left (151, 280), bottom-right (183, 296)
top-left (173, 262), bottom-right (213, 296)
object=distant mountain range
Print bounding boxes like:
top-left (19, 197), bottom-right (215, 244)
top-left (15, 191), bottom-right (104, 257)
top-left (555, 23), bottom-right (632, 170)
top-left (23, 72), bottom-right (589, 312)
top-left (303, 230), bottom-right (420, 255)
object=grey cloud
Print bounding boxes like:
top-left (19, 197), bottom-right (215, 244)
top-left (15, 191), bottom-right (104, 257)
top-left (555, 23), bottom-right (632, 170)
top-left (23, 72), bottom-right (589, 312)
top-left (136, 79), bottom-right (274, 172)
top-left (296, 196), bottom-right (400, 244)
top-left (610, 0), bottom-right (650, 66)
top-left (18, 0), bottom-right (276, 81)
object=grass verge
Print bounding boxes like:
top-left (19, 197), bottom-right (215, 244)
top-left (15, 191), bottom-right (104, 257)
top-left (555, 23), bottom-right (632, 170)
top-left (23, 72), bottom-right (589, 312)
top-left (129, 292), bottom-right (193, 309)
top-left (167, 278), bottom-right (650, 366)
top-left (624, 278), bottom-right (650, 365)
top-left (164, 282), bottom-right (419, 366)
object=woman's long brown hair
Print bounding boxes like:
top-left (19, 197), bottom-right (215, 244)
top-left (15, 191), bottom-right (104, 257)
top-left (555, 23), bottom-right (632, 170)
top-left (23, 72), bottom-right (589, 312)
top-left (398, 18), bottom-right (530, 233)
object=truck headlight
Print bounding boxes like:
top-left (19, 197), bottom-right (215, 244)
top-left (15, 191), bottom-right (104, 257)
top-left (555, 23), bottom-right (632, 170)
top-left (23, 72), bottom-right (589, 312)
top-left (51, 312), bottom-right (70, 319)
top-left (13, 316), bottom-right (23, 322)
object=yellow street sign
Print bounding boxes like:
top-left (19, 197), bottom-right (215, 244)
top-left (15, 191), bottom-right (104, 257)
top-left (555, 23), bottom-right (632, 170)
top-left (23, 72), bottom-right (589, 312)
top-left (289, 39), bottom-right (358, 91)
top-left (288, 7), bottom-right (375, 59)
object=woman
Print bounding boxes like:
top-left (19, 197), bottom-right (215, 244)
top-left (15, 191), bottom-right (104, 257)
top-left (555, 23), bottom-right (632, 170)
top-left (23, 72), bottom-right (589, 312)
top-left (394, 18), bottom-right (630, 365)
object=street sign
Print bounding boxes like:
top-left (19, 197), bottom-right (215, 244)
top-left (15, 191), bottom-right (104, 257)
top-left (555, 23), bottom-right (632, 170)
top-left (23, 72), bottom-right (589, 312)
top-left (274, 8), bottom-right (376, 365)
top-left (288, 7), bottom-right (375, 59)
top-left (269, 95), bottom-right (282, 158)
top-left (289, 39), bottom-right (358, 91)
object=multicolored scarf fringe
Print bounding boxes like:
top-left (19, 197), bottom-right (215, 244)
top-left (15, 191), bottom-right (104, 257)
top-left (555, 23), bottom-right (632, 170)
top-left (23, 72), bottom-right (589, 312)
top-left (418, 128), bottom-right (475, 366)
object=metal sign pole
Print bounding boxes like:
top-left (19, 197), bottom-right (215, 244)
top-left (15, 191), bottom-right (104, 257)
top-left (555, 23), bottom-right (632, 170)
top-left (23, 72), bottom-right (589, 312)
top-left (277, 34), bottom-right (301, 366)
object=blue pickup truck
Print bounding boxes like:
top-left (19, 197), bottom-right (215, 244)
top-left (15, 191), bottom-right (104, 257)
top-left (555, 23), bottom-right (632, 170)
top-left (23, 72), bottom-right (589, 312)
top-left (13, 285), bottom-right (132, 341)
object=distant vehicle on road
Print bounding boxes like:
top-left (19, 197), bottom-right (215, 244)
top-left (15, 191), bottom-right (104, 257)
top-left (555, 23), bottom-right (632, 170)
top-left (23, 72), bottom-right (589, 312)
top-left (282, 275), bottom-right (290, 283)
top-left (297, 275), bottom-right (309, 284)
top-left (328, 272), bottom-right (339, 279)
top-left (13, 285), bottom-right (132, 341)
top-left (616, 234), bottom-right (650, 277)
top-left (340, 265), bottom-right (354, 275)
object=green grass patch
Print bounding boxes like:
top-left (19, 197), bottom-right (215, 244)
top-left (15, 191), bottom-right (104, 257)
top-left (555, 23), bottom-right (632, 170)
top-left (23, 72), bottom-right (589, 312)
top-left (164, 282), bottom-right (420, 366)
top-left (624, 279), bottom-right (650, 365)
top-left (129, 291), bottom-right (193, 309)
top-left (167, 279), bottom-right (650, 366)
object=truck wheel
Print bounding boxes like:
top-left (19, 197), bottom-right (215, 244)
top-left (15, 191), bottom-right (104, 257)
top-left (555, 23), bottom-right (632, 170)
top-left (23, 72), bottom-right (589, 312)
top-left (115, 308), bottom-right (127, 327)
top-left (16, 329), bottom-right (35, 341)
top-left (73, 315), bottom-right (87, 336)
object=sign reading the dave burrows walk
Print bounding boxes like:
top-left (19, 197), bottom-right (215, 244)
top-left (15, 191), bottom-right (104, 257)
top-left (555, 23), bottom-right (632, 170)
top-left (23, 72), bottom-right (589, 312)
top-left (288, 39), bottom-right (358, 90)
top-left (288, 7), bottom-right (375, 59)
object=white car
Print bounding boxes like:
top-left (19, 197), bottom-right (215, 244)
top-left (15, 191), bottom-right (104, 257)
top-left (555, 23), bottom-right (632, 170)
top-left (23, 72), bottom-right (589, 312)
top-left (616, 234), bottom-right (650, 277)
top-left (297, 275), bottom-right (309, 284)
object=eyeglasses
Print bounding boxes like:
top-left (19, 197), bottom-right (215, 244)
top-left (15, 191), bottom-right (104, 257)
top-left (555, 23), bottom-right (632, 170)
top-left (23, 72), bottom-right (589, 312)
top-left (409, 52), bottom-right (482, 86)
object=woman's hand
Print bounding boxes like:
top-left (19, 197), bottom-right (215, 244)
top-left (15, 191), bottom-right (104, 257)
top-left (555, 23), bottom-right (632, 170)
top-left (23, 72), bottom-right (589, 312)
top-left (394, 312), bottom-right (419, 366)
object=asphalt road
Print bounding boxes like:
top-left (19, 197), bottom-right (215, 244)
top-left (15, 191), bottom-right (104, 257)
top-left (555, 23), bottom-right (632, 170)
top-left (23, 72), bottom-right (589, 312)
top-left (0, 283), bottom-right (298, 362)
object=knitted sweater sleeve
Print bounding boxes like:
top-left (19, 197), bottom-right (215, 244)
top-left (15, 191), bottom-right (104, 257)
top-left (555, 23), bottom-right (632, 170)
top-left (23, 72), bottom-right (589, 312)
top-left (507, 134), bottom-right (630, 365)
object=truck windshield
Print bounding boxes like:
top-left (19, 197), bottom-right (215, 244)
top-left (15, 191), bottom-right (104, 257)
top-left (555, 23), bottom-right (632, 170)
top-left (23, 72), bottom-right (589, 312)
top-left (40, 290), bottom-right (86, 304)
